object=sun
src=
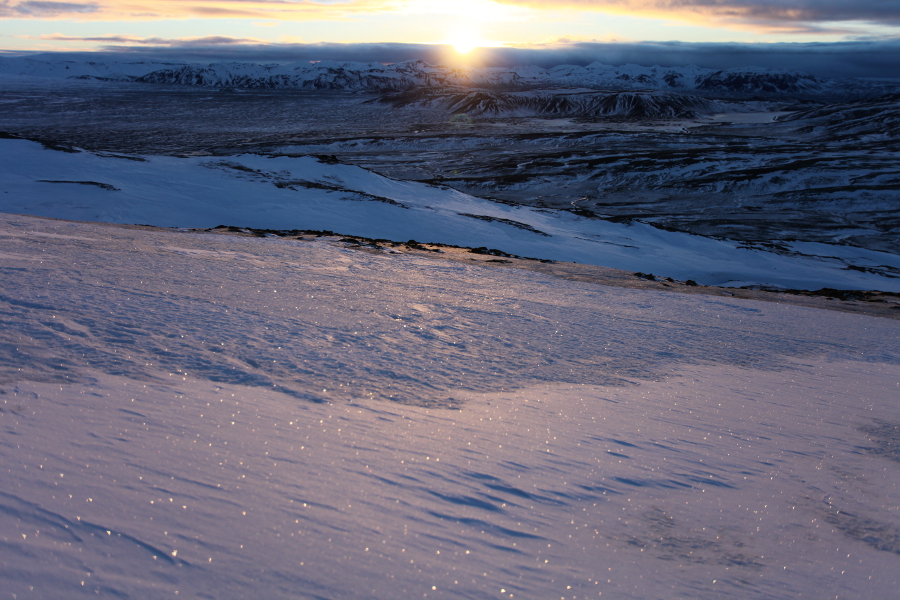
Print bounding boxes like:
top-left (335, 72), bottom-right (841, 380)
top-left (452, 39), bottom-right (479, 54)
top-left (448, 29), bottom-right (485, 54)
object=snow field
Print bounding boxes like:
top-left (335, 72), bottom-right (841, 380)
top-left (2, 138), bottom-right (898, 292)
top-left (3, 360), bottom-right (900, 600)
top-left (2, 214), bottom-right (900, 599)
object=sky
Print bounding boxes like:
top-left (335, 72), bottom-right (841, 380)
top-left (1, 0), bottom-right (900, 75)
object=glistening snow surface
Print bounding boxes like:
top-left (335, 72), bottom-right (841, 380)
top-left (2, 138), bottom-right (898, 292)
top-left (2, 213), bottom-right (900, 599)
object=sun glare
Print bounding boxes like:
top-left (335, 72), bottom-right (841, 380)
top-left (448, 29), bottom-right (487, 54)
top-left (452, 38), bottom-right (478, 54)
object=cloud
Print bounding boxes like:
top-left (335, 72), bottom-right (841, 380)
top-left (39, 34), bottom-right (263, 45)
top-left (480, 39), bottom-right (900, 78)
top-left (0, 0), bottom-right (397, 20)
top-left (3, 0), bottom-right (899, 39)
top-left (26, 38), bottom-right (900, 78)
top-left (0, 0), bottom-right (97, 17)
top-left (495, 0), bottom-right (900, 31)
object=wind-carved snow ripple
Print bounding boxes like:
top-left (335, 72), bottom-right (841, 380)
top-left (0, 225), bottom-right (896, 407)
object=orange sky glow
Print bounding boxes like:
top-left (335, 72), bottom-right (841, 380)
top-left (1, 0), bottom-right (898, 54)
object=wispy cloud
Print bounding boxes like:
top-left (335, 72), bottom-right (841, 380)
top-left (39, 33), bottom-right (264, 45)
top-left (1, 0), bottom-right (399, 20)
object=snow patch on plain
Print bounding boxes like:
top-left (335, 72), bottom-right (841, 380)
top-left (1, 138), bottom-right (897, 291)
top-left (0, 140), bottom-right (900, 291)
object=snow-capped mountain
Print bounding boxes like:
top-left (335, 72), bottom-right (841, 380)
top-left (530, 62), bottom-right (823, 96)
top-left (0, 54), bottom-right (869, 98)
top-left (133, 60), bottom-right (825, 97)
top-left (0, 54), bottom-right (182, 80)
top-left (133, 60), bottom-right (475, 90)
top-left (694, 67), bottom-right (821, 95)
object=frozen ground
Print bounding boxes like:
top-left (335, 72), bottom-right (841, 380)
top-left (2, 213), bottom-right (900, 599)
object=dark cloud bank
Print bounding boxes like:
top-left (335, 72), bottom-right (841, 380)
top-left (0, 0), bottom-right (97, 17)
top-left (14, 39), bottom-right (900, 79)
top-left (496, 0), bottom-right (900, 29)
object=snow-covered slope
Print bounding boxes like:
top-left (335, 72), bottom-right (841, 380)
top-left (2, 136), bottom-right (898, 291)
top-left (2, 212), bottom-right (900, 600)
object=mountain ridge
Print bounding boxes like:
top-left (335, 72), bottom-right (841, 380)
top-left (370, 88), bottom-right (722, 118)
top-left (2, 55), bottom-right (891, 99)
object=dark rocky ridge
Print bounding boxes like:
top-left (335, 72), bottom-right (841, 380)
top-left (695, 69), bottom-right (820, 95)
top-left (371, 88), bottom-right (721, 118)
top-left (776, 92), bottom-right (900, 139)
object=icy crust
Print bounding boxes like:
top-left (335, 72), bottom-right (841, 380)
top-left (2, 137), bottom-right (899, 291)
top-left (1, 214), bottom-right (900, 599)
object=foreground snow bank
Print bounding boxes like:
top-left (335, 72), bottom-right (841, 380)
top-left (5, 361), bottom-right (900, 600)
top-left (2, 138), bottom-right (898, 291)
top-left (1, 214), bottom-right (900, 599)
